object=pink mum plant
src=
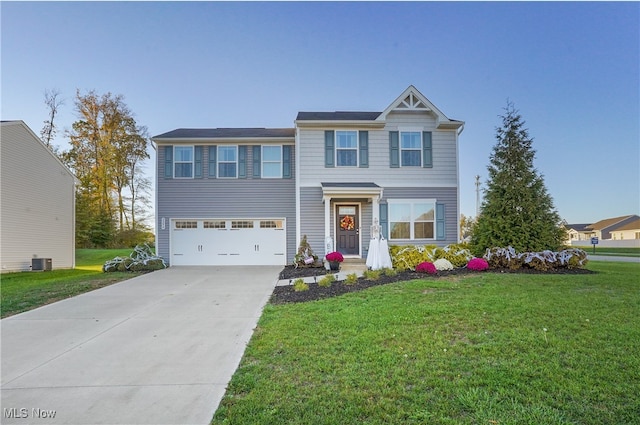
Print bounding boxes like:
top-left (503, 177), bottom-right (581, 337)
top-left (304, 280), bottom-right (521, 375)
top-left (467, 258), bottom-right (489, 271)
top-left (416, 261), bottom-right (437, 274)
top-left (325, 251), bottom-right (344, 263)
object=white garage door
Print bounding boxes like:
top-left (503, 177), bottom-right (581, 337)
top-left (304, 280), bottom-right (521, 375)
top-left (171, 219), bottom-right (286, 266)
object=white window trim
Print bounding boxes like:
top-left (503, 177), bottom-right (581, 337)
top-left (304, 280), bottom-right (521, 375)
top-left (218, 145), bottom-right (238, 179)
top-left (335, 130), bottom-right (359, 167)
top-left (174, 145), bottom-right (195, 179)
top-left (388, 198), bottom-right (436, 241)
top-left (262, 145), bottom-right (283, 179)
top-left (399, 130), bottom-right (423, 167)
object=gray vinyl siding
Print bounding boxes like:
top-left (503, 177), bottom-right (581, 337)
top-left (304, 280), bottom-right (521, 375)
top-left (1, 122), bottom-right (76, 272)
top-left (382, 186), bottom-right (458, 246)
top-left (299, 187), bottom-right (326, 257)
top-left (156, 143), bottom-right (296, 264)
top-left (298, 113), bottom-right (458, 188)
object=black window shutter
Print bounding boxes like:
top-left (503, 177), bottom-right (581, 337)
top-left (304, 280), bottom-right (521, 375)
top-left (389, 131), bottom-right (399, 168)
top-left (423, 131), bottom-right (433, 168)
top-left (208, 146), bottom-right (217, 178)
top-left (359, 131), bottom-right (369, 168)
top-left (238, 146), bottom-right (247, 178)
top-left (380, 203), bottom-right (389, 239)
top-left (436, 202), bottom-right (446, 240)
top-left (194, 146), bottom-right (203, 178)
top-left (325, 131), bottom-right (335, 167)
top-left (283, 145), bottom-right (292, 178)
top-left (164, 146), bottom-right (173, 178)
top-left (253, 145), bottom-right (261, 178)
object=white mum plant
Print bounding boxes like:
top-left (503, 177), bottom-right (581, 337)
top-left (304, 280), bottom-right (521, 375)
top-left (433, 258), bottom-right (454, 271)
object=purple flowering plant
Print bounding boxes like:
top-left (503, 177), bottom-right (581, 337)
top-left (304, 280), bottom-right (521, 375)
top-left (325, 251), bottom-right (344, 263)
top-left (416, 261), bottom-right (437, 274)
top-left (467, 258), bottom-right (489, 271)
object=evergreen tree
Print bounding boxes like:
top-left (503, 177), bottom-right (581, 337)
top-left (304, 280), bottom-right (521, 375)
top-left (470, 102), bottom-right (566, 256)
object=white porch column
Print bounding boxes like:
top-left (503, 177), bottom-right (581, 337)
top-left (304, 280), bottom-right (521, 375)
top-left (323, 195), bottom-right (333, 253)
top-left (372, 195), bottom-right (380, 226)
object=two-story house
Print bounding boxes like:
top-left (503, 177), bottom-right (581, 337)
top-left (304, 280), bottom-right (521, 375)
top-left (153, 86), bottom-right (463, 266)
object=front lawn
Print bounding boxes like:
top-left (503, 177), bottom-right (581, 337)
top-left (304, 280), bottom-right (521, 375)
top-left (212, 262), bottom-right (640, 424)
top-left (1, 248), bottom-right (141, 318)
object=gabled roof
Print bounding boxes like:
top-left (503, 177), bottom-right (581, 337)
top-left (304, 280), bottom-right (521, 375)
top-left (611, 218), bottom-right (640, 232)
top-left (294, 86), bottom-right (464, 132)
top-left (152, 128), bottom-right (295, 140)
top-left (376, 85), bottom-right (464, 132)
top-left (565, 223), bottom-right (592, 232)
top-left (587, 215), bottom-right (639, 231)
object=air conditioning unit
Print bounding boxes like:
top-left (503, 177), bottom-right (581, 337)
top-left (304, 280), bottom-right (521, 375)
top-left (32, 258), bottom-right (52, 271)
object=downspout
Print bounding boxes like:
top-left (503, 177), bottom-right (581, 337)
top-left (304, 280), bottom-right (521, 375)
top-left (151, 140), bottom-right (159, 257)
top-left (294, 126), bottom-right (301, 259)
top-left (455, 122), bottom-right (465, 242)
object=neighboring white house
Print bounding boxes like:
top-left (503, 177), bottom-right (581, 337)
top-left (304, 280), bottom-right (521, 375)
top-left (610, 218), bottom-right (640, 241)
top-left (0, 121), bottom-right (77, 272)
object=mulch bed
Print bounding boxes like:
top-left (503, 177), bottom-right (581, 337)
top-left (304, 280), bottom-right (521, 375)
top-left (272, 265), bottom-right (595, 304)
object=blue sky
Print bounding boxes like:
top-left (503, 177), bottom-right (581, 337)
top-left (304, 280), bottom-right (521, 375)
top-left (2, 1), bottom-right (638, 225)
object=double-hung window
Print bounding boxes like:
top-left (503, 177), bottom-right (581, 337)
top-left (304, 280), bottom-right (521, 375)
top-left (218, 146), bottom-right (237, 178)
top-left (262, 146), bottom-right (282, 178)
top-left (336, 131), bottom-right (358, 167)
top-left (400, 132), bottom-right (422, 166)
top-left (389, 200), bottom-right (435, 240)
top-left (174, 146), bottom-right (194, 178)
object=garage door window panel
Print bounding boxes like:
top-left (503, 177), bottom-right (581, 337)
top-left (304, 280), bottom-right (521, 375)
top-left (175, 220), bottom-right (198, 229)
top-left (204, 221), bottom-right (226, 229)
top-left (232, 220), bottom-right (254, 229)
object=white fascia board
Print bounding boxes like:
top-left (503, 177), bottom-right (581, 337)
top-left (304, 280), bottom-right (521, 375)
top-left (437, 121), bottom-right (465, 132)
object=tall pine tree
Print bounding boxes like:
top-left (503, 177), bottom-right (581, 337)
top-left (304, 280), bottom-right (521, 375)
top-left (471, 102), bottom-right (566, 256)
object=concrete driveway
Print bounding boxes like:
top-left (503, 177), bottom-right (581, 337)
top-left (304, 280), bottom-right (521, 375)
top-left (1, 266), bottom-right (280, 424)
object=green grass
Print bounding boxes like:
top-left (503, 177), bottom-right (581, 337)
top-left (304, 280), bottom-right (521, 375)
top-left (1, 248), bottom-right (141, 318)
top-left (212, 262), bottom-right (640, 425)
top-left (574, 246), bottom-right (640, 257)
top-left (76, 248), bottom-right (135, 270)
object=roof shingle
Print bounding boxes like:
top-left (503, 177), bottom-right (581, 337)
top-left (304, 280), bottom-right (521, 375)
top-left (153, 128), bottom-right (294, 139)
top-left (296, 111), bottom-right (381, 121)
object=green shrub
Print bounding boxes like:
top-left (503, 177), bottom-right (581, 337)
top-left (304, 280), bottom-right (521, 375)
top-left (483, 246), bottom-right (588, 270)
top-left (318, 274), bottom-right (335, 287)
top-left (363, 269), bottom-right (381, 281)
top-left (381, 267), bottom-right (397, 277)
top-left (436, 243), bottom-right (473, 267)
top-left (344, 273), bottom-right (359, 286)
top-left (390, 245), bottom-right (436, 270)
top-left (293, 279), bottom-right (309, 292)
top-left (391, 244), bottom-right (472, 270)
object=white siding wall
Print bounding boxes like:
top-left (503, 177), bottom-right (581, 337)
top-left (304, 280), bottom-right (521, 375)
top-left (1, 122), bottom-right (76, 272)
top-left (297, 111), bottom-right (458, 188)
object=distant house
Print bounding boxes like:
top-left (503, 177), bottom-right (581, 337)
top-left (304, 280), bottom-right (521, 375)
top-left (609, 218), bottom-right (640, 241)
top-left (152, 86), bottom-right (464, 265)
top-left (565, 223), bottom-right (592, 244)
top-left (0, 121), bottom-right (77, 272)
top-left (585, 215), bottom-right (640, 240)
